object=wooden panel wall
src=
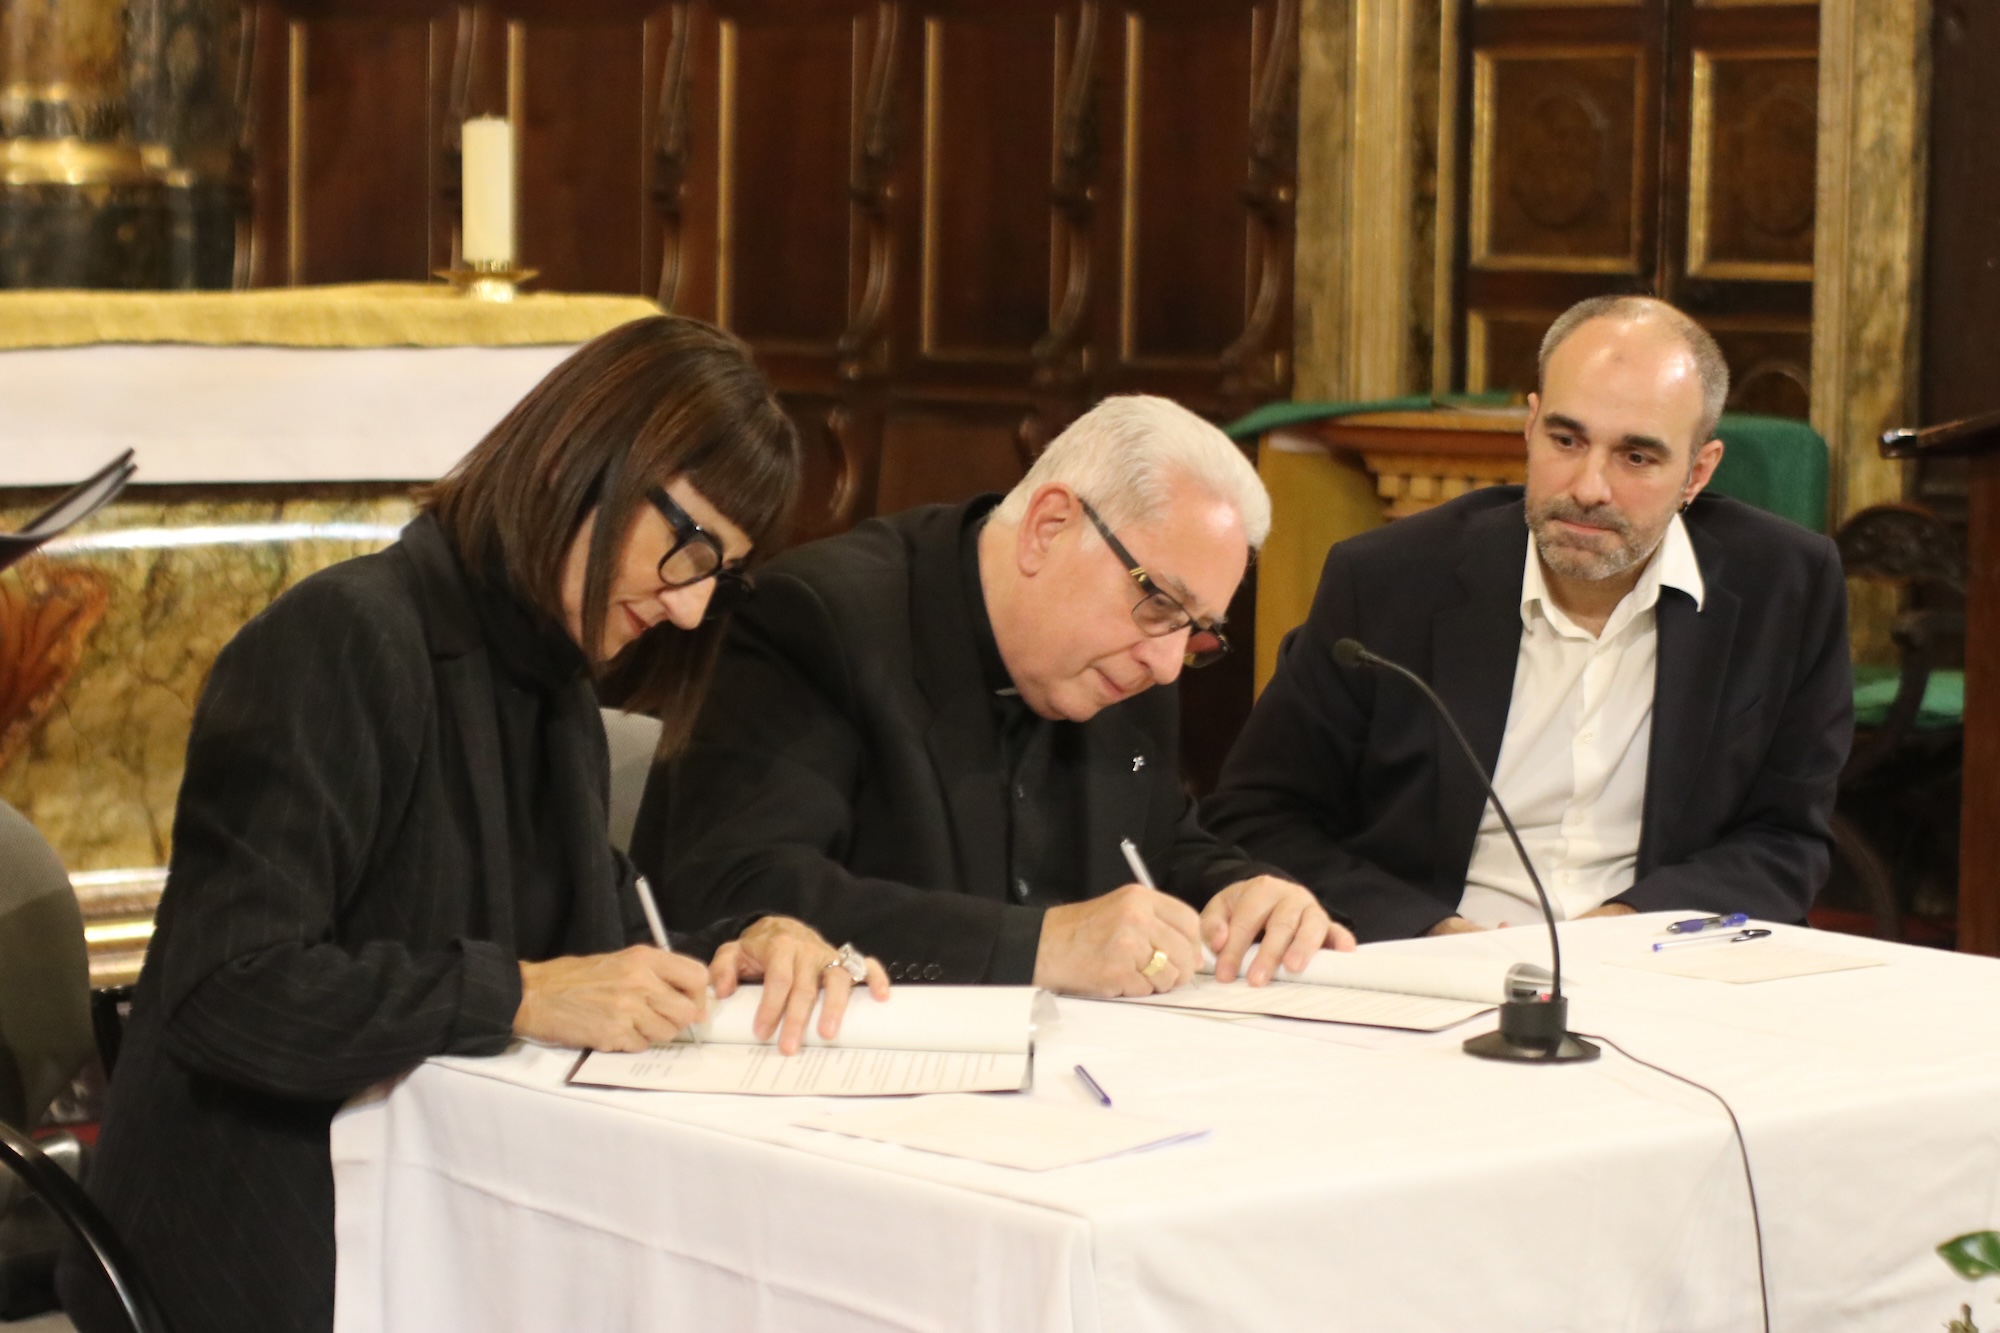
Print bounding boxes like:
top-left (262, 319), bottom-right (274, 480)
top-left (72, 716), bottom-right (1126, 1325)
top-left (242, 0), bottom-right (1295, 787)
top-left (1454, 0), bottom-right (1817, 421)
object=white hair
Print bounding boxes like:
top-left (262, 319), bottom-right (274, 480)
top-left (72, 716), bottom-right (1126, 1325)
top-left (993, 395), bottom-right (1271, 550)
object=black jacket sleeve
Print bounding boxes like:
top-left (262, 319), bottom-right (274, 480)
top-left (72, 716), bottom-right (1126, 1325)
top-left (151, 579), bottom-right (521, 1103)
top-left (1204, 545), bottom-right (1453, 942)
top-left (649, 574), bottom-right (1038, 983)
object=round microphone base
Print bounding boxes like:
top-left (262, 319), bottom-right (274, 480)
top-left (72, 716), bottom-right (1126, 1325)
top-left (1463, 997), bottom-right (1601, 1064)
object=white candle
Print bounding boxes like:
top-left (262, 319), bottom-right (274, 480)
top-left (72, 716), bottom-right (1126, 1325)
top-left (461, 116), bottom-right (515, 265)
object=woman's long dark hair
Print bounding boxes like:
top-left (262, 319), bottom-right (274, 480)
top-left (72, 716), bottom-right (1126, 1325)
top-left (425, 315), bottom-right (800, 753)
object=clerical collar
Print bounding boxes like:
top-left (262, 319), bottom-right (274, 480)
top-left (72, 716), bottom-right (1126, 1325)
top-left (958, 498), bottom-right (1018, 698)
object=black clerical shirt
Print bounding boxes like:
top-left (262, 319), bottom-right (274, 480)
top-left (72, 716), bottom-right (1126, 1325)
top-left (961, 512), bottom-right (1085, 980)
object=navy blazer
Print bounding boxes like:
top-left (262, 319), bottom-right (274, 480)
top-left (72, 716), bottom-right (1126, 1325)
top-left (637, 498), bottom-right (1281, 983)
top-left (1204, 487), bottom-right (1853, 942)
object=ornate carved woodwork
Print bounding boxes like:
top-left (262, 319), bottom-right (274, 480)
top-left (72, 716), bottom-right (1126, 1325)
top-left (1453, 0), bottom-right (1819, 433)
top-left (224, 0), bottom-right (1293, 789)
top-left (1880, 413), bottom-right (2000, 958)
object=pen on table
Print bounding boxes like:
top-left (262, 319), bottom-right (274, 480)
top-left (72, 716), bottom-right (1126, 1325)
top-left (1664, 912), bottom-right (1750, 934)
top-left (1652, 928), bottom-right (1771, 952)
top-left (1074, 1064), bottom-right (1113, 1108)
top-left (1118, 837), bottom-right (1158, 892)
top-left (634, 875), bottom-right (702, 1043)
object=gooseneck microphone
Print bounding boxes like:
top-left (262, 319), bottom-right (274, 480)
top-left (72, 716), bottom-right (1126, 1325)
top-left (1333, 637), bottom-right (1599, 1063)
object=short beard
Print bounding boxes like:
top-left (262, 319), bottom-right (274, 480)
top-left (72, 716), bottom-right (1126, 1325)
top-left (1527, 495), bottom-right (1662, 582)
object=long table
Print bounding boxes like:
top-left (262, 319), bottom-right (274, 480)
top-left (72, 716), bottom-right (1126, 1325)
top-left (331, 915), bottom-right (2000, 1332)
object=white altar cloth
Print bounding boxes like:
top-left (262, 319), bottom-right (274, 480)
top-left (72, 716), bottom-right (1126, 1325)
top-left (331, 916), bottom-right (2000, 1332)
top-left (0, 344), bottom-right (576, 485)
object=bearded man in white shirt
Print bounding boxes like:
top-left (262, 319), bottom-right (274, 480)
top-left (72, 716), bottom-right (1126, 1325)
top-left (1204, 296), bottom-right (1853, 941)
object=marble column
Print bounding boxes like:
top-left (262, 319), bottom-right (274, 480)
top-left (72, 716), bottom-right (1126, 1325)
top-left (0, 0), bottom-right (168, 288)
top-left (1292, 0), bottom-right (1448, 402)
top-left (1811, 0), bottom-right (1933, 663)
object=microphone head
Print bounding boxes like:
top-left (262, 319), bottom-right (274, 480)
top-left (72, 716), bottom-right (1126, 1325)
top-left (1332, 638), bottom-right (1368, 669)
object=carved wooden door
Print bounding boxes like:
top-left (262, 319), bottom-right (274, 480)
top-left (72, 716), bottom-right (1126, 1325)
top-left (1453, 0), bottom-right (1819, 419)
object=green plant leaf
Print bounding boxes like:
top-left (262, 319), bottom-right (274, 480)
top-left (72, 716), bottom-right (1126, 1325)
top-left (1939, 1233), bottom-right (2000, 1281)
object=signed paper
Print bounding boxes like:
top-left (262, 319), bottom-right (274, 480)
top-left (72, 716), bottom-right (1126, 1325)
top-left (566, 985), bottom-right (1041, 1096)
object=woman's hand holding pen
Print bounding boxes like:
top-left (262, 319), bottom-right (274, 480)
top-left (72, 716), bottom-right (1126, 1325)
top-left (513, 947), bottom-right (712, 1052)
top-left (712, 916), bottom-right (891, 1055)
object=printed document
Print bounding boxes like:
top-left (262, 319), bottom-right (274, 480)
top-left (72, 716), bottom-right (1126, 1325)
top-left (569, 985), bottom-right (1039, 1096)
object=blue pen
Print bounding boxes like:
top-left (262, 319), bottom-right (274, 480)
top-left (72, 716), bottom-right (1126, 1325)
top-left (1073, 1065), bottom-right (1113, 1107)
top-left (1665, 912), bottom-right (1749, 934)
top-left (1654, 928), bottom-right (1771, 952)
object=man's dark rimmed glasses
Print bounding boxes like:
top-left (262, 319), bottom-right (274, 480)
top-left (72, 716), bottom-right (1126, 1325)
top-left (1077, 498), bottom-right (1230, 669)
top-left (646, 486), bottom-right (753, 619)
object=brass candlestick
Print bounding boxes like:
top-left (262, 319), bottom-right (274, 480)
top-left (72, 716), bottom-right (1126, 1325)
top-left (435, 259), bottom-right (538, 302)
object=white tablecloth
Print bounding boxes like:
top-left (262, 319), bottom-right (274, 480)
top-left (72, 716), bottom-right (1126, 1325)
top-left (331, 916), bottom-right (2000, 1332)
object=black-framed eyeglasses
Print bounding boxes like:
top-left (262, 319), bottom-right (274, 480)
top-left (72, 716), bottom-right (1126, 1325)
top-left (1077, 498), bottom-right (1230, 669)
top-left (647, 486), bottom-right (754, 619)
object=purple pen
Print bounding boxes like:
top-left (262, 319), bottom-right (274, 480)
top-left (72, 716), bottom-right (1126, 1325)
top-left (1665, 912), bottom-right (1749, 934)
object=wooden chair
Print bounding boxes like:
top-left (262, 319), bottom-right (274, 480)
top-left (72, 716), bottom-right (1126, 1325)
top-left (1830, 503), bottom-right (1967, 940)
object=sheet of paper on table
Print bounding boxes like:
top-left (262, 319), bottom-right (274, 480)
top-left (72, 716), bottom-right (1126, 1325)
top-left (1115, 948), bottom-right (1529, 1031)
top-left (1120, 975), bottom-right (1494, 1031)
top-left (1608, 941), bottom-right (1886, 984)
top-left (568, 985), bottom-right (1040, 1096)
top-left (797, 1094), bottom-right (1207, 1171)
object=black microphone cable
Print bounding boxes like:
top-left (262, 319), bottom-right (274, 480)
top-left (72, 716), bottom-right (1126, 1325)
top-left (1575, 1031), bottom-right (1771, 1333)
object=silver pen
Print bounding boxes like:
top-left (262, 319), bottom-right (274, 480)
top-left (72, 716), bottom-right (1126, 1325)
top-left (634, 874), bottom-right (703, 1043)
top-left (1118, 837), bottom-right (1159, 892)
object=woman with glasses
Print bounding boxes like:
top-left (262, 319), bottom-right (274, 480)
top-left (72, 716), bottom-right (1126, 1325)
top-left (62, 317), bottom-right (886, 1333)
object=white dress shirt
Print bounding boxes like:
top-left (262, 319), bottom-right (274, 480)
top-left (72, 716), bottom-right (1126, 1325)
top-left (1456, 516), bottom-right (1705, 927)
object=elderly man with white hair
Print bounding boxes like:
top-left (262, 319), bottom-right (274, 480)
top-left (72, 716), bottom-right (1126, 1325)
top-left (638, 394), bottom-right (1355, 993)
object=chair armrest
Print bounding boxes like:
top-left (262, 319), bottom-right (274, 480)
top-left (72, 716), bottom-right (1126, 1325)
top-left (0, 1120), bottom-right (171, 1333)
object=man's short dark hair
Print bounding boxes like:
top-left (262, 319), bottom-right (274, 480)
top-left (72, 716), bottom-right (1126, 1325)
top-left (1538, 296), bottom-right (1731, 445)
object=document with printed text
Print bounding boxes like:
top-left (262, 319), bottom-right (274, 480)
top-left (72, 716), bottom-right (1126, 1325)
top-left (568, 985), bottom-right (1040, 1097)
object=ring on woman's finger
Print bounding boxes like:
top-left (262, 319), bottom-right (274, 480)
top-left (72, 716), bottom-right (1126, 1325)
top-left (821, 942), bottom-right (868, 984)
top-left (1139, 949), bottom-right (1169, 979)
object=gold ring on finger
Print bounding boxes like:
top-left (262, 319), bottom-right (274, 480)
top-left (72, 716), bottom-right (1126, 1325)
top-left (1139, 949), bottom-right (1169, 979)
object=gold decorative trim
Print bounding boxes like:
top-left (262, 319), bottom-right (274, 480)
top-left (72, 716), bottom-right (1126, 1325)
top-left (0, 138), bottom-right (151, 186)
top-left (1118, 11), bottom-right (1143, 362)
top-left (286, 21), bottom-right (306, 286)
top-left (1469, 44), bottom-right (1647, 275)
top-left (715, 19), bottom-right (738, 330)
top-left (1476, 0), bottom-right (1636, 6)
top-left (506, 19), bottom-right (525, 266)
top-left (918, 17), bottom-right (942, 356)
top-left (1347, 0), bottom-right (1417, 396)
top-left (1687, 47), bottom-right (1816, 283)
top-left (1431, 0), bottom-right (1462, 393)
top-left (1465, 307), bottom-right (1489, 393)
